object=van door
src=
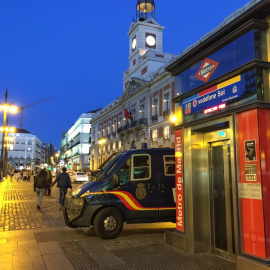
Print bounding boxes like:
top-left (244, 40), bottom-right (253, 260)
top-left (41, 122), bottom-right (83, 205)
top-left (118, 153), bottom-right (157, 222)
top-left (156, 152), bottom-right (176, 221)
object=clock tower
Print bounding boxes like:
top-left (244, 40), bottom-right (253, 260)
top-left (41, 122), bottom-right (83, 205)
top-left (123, 0), bottom-right (174, 91)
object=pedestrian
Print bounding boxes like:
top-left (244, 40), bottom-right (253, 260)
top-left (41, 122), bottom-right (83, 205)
top-left (23, 170), bottom-right (27, 181)
top-left (27, 170), bottom-right (31, 181)
top-left (45, 170), bottom-right (52, 196)
top-left (14, 169), bottom-right (19, 182)
top-left (34, 169), bottom-right (49, 210)
top-left (33, 169), bottom-right (37, 184)
top-left (51, 167), bottom-right (72, 210)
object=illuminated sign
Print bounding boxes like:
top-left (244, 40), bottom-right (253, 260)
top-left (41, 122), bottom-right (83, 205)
top-left (195, 58), bottom-right (219, 83)
top-left (203, 103), bottom-right (226, 114)
top-left (175, 130), bottom-right (184, 232)
top-left (181, 75), bottom-right (241, 116)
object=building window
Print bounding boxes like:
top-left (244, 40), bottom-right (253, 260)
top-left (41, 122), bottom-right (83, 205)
top-left (152, 98), bottom-right (158, 121)
top-left (141, 66), bottom-right (147, 76)
top-left (152, 130), bottom-right (157, 141)
top-left (163, 92), bottom-right (170, 117)
top-left (140, 105), bottom-right (145, 118)
top-left (164, 126), bottom-right (170, 139)
top-left (131, 109), bottom-right (136, 121)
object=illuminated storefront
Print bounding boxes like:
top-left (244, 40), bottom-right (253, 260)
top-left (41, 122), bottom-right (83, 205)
top-left (166, 1), bottom-right (270, 269)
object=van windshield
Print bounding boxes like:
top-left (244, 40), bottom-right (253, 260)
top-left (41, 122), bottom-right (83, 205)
top-left (91, 153), bottom-right (123, 182)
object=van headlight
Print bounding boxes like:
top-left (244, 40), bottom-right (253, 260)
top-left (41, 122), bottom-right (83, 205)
top-left (71, 197), bottom-right (84, 206)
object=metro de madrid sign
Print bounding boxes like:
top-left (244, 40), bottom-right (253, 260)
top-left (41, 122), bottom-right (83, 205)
top-left (195, 58), bottom-right (219, 83)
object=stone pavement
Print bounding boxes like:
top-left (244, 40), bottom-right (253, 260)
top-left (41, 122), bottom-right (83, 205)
top-left (0, 177), bottom-right (237, 270)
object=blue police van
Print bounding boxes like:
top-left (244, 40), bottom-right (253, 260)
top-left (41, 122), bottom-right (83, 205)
top-left (64, 148), bottom-right (176, 239)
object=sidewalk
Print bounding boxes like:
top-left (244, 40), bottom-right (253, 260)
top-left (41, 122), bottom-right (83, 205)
top-left (0, 177), bottom-right (236, 270)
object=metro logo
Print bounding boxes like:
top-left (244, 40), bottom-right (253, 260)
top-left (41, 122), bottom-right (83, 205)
top-left (195, 58), bottom-right (219, 83)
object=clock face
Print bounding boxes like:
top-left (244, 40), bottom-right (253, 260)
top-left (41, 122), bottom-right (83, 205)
top-left (146, 35), bottom-right (156, 47)
top-left (132, 38), bottom-right (137, 50)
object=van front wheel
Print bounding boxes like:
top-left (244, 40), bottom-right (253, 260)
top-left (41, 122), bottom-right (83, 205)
top-left (94, 208), bottom-right (123, 239)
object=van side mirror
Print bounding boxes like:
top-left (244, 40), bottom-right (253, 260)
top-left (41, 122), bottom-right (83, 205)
top-left (112, 173), bottom-right (119, 188)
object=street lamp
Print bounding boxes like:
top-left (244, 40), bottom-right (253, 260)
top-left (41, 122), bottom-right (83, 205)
top-left (1, 126), bottom-right (16, 171)
top-left (98, 138), bottom-right (106, 165)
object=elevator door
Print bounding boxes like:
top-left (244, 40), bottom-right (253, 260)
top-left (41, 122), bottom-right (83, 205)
top-left (209, 141), bottom-right (235, 258)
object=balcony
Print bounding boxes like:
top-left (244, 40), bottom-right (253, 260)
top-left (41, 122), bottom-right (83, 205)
top-left (163, 135), bottom-right (170, 143)
top-left (117, 118), bottom-right (148, 133)
top-left (163, 109), bottom-right (170, 118)
top-left (152, 114), bottom-right (158, 122)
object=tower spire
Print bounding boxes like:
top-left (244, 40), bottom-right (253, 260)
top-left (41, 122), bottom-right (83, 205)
top-left (136, 0), bottom-right (155, 21)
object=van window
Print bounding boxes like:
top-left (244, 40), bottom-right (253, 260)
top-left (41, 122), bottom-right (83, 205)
top-left (164, 155), bottom-right (175, 175)
top-left (118, 158), bottom-right (131, 185)
top-left (132, 154), bottom-right (151, 181)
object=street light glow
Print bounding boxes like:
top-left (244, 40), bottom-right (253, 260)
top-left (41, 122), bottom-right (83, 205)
top-left (0, 104), bottom-right (19, 114)
top-left (98, 138), bottom-right (106, 145)
top-left (170, 115), bottom-right (177, 123)
top-left (0, 126), bottom-right (16, 132)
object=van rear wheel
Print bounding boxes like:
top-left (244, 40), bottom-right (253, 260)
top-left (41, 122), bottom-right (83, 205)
top-left (94, 208), bottom-right (123, 239)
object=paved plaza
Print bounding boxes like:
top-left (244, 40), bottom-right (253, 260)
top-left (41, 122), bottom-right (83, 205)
top-left (0, 177), bottom-right (236, 270)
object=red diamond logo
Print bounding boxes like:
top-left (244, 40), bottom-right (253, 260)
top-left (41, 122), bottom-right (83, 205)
top-left (195, 58), bottom-right (219, 83)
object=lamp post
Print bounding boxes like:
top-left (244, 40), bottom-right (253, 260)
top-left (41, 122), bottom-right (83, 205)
top-left (98, 138), bottom-right (106, 165)
top-left (1, 126), bottom-right (16, 171)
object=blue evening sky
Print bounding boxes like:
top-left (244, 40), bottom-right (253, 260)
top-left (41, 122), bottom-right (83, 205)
top-left (0, 0), bottom-right (250, 148)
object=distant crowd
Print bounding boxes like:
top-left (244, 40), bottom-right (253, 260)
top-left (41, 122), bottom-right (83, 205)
top-left (0, 167), bottom-right (93, 211)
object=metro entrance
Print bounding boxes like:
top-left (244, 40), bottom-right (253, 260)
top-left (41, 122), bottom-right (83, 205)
top-left (190, 118), bottom-right (237, 261)
top-left (209, 141), bottom-right (235, 259)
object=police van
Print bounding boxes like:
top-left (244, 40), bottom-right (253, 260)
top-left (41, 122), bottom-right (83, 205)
top-left (64, 148), bottom-right (176, 239)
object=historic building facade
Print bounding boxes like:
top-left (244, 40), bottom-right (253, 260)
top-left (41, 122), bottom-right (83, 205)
top-left (89, 3), bottom-right (177, 171)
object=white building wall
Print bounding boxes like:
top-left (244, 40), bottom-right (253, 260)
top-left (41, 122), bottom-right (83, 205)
top-left (62, 112), bottom-right (93, 170)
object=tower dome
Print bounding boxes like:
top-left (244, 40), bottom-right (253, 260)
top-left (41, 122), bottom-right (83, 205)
top-left (136, 0), bottom-right (155, 21)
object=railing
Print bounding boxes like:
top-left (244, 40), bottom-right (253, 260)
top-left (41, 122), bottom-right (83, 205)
top-left (163, 109), bottom-right (170, 118)
top-left (117, 118), bottom-right (148, 133)
top-left (152, 114), bottom-right (158, 122)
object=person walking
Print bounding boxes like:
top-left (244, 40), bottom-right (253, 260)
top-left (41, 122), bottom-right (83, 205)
top-left (34, 169), bottom-right (49, 210)
top-left (51, 167), bottom-right (72, 210)
top-left (45, 170), bottom-right (52, 196)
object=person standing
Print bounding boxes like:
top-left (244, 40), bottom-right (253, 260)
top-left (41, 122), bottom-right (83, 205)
top-left (34, 169), bottom-right (49, 210)
top-left (51, 167), bottom-right (72, 210)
